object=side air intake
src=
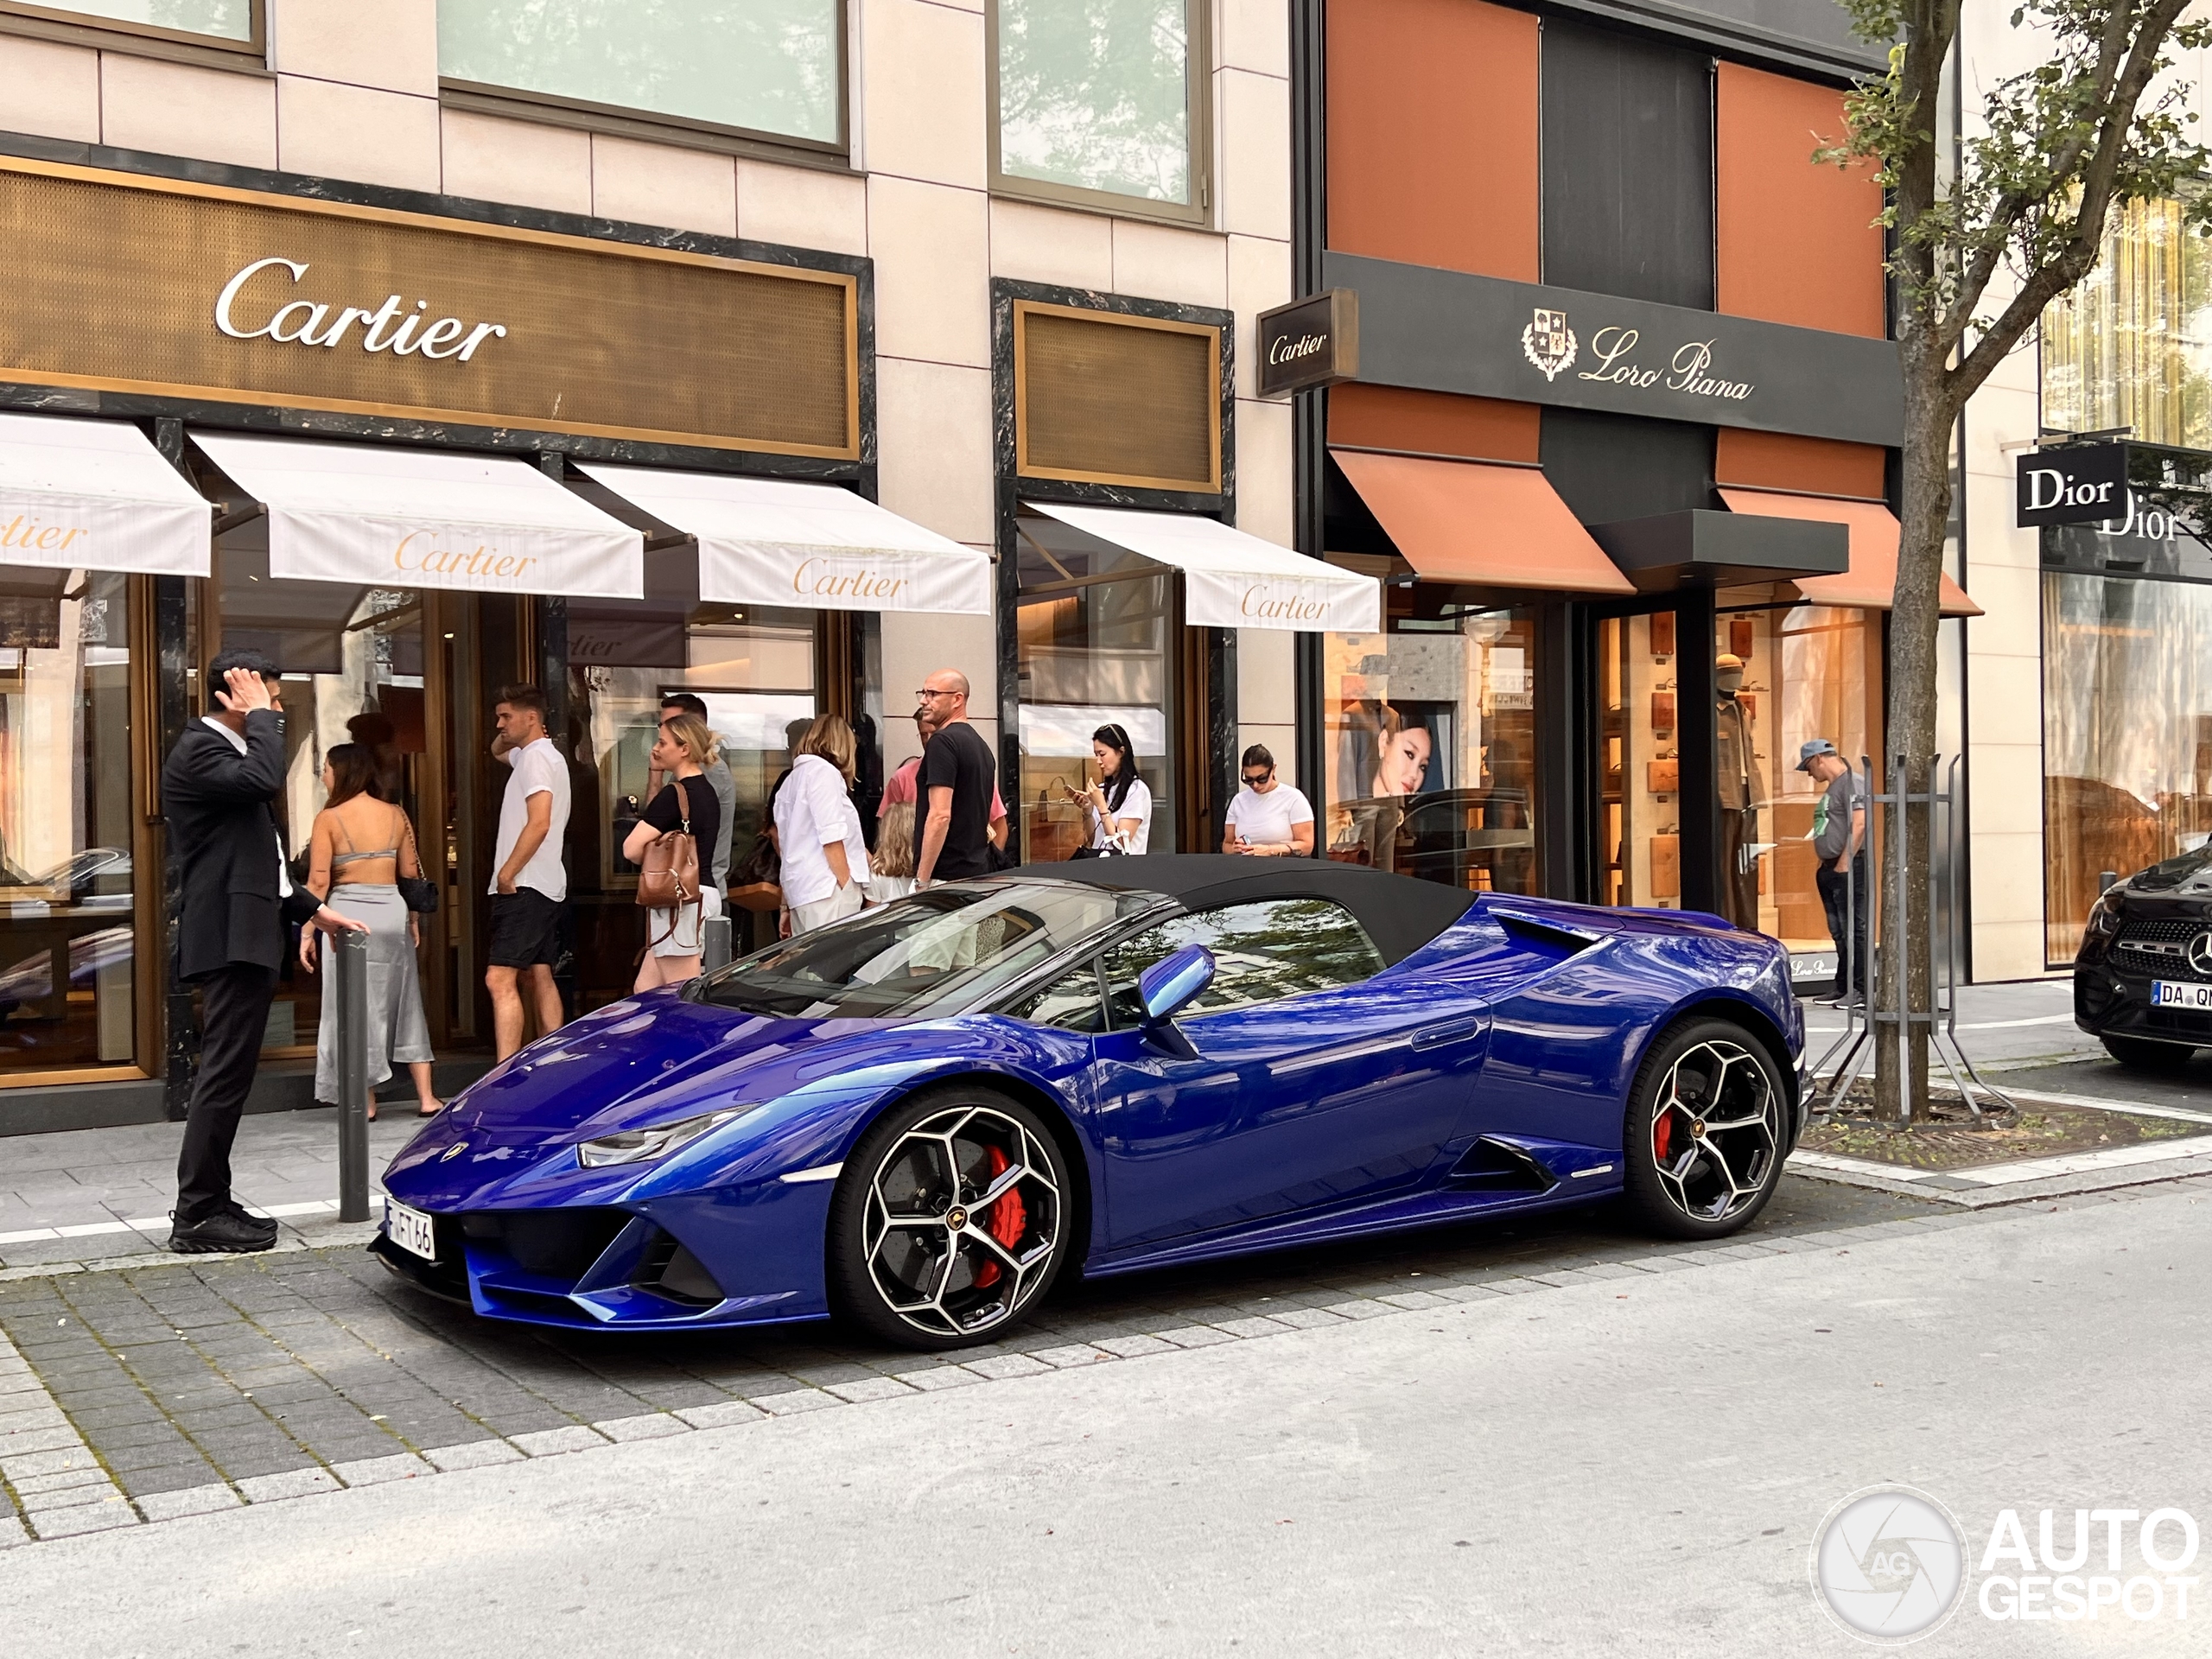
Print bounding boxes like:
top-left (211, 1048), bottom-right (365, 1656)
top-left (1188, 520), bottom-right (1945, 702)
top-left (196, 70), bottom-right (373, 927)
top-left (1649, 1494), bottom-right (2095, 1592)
top-left (1446, 1137), bottom-right (1560, 1194)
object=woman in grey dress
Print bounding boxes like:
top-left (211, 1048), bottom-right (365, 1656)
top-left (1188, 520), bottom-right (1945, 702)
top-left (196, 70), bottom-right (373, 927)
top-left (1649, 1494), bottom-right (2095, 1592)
top-left (300, 743), bottom-right (439, 1119)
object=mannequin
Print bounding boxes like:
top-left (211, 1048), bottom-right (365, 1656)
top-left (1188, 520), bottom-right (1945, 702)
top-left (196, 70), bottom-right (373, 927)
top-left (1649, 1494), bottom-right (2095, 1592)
top-left (1713, 652), bottom-right (1764, 928)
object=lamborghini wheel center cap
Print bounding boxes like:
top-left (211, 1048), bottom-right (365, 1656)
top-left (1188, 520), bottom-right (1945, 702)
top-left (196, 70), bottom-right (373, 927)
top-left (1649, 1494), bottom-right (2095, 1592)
top-left (1690, 1121), bottom-right (1707, 1139)
top-left (944, 1206), bottom-right (969, 1231)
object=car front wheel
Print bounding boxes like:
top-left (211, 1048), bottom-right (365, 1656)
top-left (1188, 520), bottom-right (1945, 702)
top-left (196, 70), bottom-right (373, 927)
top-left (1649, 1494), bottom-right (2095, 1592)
top-left (827, 1085), bottom-right (1074, 1351)
top-left (1622, 1018), bottom-right (1788, 1241)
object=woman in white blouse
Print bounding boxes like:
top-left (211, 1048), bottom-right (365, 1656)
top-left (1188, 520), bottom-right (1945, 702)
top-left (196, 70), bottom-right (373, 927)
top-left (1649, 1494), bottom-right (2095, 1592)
top-left (1065, 723), bottom-right (1151, 856)
top-left (775, 713), bottom-right (872, 936)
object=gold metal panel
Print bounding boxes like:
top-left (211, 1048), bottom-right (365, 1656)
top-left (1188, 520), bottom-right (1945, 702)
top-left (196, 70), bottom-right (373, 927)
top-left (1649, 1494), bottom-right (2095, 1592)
top-left (1014, 302), bottom-right (1221, 492)
top-left (0, 156), bottom-right (858, 458)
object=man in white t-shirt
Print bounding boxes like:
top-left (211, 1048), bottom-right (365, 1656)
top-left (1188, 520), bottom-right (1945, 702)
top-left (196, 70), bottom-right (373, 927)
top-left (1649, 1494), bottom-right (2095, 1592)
top-left (1222, 744), bottom-right (1315, 857)
top-left (486, 686), bottom-right (570, 1058)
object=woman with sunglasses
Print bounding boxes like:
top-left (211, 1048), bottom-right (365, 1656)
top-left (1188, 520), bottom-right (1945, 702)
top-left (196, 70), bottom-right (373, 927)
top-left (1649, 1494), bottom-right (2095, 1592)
top-left (1223, 744), bottom-right (1315, 857)
top-left (1064, 724), bottom-right (1151, 856)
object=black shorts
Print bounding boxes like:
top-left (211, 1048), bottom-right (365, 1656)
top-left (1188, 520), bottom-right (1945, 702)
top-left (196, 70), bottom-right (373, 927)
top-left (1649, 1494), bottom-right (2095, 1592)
top-left (487, 889), bottom-right (563, 969)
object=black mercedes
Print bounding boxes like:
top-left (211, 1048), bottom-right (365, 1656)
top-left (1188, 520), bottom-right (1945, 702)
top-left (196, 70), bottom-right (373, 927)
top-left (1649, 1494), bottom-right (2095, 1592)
top-left (2075, 843), bottom-right (2212, 1069)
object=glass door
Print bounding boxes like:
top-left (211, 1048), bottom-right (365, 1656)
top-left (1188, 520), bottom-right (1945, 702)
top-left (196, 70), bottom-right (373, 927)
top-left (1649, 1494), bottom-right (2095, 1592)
top-left (1596, 608), bottom-right (1684, 910)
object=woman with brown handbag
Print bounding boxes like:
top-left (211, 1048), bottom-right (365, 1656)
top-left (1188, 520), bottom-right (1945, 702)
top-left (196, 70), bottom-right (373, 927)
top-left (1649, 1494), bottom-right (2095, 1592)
top-left (623, 712), bottom-right (722, 990)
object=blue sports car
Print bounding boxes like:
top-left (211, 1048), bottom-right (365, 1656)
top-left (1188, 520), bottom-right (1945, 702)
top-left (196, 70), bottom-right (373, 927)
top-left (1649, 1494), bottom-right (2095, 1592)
top-left (375, 855), bottom-right (1807, 1351)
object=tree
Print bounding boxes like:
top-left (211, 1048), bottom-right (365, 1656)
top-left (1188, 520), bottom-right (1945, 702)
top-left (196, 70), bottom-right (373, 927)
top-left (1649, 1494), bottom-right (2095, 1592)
top-left (1830, 0), bottom-right (2211, 1120)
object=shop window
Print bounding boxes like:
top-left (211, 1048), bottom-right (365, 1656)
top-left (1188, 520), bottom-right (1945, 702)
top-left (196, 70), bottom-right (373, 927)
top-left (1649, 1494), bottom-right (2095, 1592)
top-left (2041, 196), bottom-right (2212, 447)
top-left (992, 0), bottom-right (1208, 218)
top-left (2042, 571), bottom-right (2212, 963)
top-left (16, 2), bottom-right (255, 47)
top-left (0, 565), bottom-right (136, 1073)
top-left (440, 0), bottom-right (843, 147)
top-left (1321, 609), bottom-right (1541, 894)
top-left (563, 545), bottom-right (825, 1006)
top-left (1594, 612), bottom-right (1675, 909)
top-left (1015, 574), bottom-right (1176, 861)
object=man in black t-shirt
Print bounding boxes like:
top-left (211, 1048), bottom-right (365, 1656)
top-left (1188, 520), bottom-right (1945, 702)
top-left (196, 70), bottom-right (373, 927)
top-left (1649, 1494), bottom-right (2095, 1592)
top-left (914, 668), bottom-right (996, 885)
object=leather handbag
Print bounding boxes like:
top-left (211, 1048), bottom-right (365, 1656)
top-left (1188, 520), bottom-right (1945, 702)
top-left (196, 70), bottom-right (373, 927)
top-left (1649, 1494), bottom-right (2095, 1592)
top-left (636, 779), bottom-right (702, 911)
top-left (397, 813), bottom-right (439, 914)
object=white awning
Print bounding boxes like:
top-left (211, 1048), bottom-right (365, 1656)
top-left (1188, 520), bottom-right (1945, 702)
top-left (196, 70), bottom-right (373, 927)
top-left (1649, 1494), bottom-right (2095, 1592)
top-left (192, 433), bottom-right (643, 599)
top-left (0, 411), bottom-right (211, 577)
top-left (576, 465), bottom-right (990, 615)
top-left (1024, 502), bottom-right (1381, 632)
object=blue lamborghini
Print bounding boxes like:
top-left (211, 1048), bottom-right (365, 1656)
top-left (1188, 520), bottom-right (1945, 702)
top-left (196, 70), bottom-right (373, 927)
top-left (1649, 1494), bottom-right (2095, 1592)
top-left (375, 855), bottom-right (1808, 1351)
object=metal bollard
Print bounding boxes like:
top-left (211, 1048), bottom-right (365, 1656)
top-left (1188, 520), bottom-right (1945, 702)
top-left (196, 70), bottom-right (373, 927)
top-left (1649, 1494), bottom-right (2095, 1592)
top-left (701, 912), bottom-right (733, 974)
top-left (335, 929), bottom-right (371, 1224)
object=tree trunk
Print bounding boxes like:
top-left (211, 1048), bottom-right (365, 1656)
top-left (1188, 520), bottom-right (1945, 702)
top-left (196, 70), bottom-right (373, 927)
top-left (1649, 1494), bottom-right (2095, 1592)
top-left (1878, 343), bottom-right (1957, 1123)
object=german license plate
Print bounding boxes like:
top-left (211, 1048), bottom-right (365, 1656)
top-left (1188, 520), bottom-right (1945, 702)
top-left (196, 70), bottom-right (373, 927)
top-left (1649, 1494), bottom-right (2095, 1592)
top-left (383, 1197), bottom-right (438, 1262)
top-left (2152, 981), bottom-right (2212, 1011)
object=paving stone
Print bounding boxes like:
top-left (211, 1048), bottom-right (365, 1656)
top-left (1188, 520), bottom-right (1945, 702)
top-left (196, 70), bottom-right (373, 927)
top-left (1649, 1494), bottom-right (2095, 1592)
top-left (1319, 1300), bottom-right (1393, 1321)
top-left (1094, 1333), bottom-right (1177, 1357)
top-left (673, 1400), bottom-right (769, 1430)
top-left (750, 1389), bottom-right (840, 1415)
top-left (510, 1426), bottom-right (608, 1458)
top-left (423, 1440), bottom-right (524, 1472)
top-left (2, 1446), bottom-right (100, 1479)
top-left (135, 1484), bottom-right (243, 1522)
top-left (1379, 1290), bottom-right (1453, 1310)
top-left (893, 1366), bottom-right (985, 1392)
top-left (594, 1413), bottom-right (690, 1443)
top-left (28, 1497), bottom-right (137, 1538)
top-left (22, 1479), bottom-right (122, 1513)
top-left (237, 1467), bottom-right (342, 1503)
top-left (0, 1513), bottom-right (25, 1548)
top-left (960, 1353), bottom-right (1052, 1379)
top-left (0, 1425), bottom-right (82, 1455)
top-left (1215, 1315), bottom-right (1298, 1338)
top-left (11, 1466), bottom-right (113, 1497)
top-left (822, 1376), bottom-right (918, 1404)
top-left (331, 1453), bottom-right (433, 1487)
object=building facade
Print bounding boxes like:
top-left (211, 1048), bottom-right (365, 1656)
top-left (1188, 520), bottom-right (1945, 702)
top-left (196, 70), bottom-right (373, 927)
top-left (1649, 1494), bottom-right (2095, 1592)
top-left (1292, 0), bottom-right (1961, 988)
top-left (0, 0), bottom-right (1310, 1131)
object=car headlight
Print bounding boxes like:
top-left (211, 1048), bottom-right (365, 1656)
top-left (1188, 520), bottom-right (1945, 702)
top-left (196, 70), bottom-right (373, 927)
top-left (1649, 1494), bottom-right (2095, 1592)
top-left (577, 1106), bottom-right (756, 1168)
top-left (2085, 891), bottom-right (2125, 939)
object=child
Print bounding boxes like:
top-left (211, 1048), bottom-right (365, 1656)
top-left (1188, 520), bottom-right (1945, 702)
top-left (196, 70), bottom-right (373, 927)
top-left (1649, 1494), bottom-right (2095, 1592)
top-left (866, 798), bottom-right (917, 906)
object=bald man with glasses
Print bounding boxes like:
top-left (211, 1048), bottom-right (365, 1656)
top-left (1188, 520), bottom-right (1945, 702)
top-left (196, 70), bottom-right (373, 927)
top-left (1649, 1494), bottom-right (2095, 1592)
top-left (913, 669), bottom-right (996, 887)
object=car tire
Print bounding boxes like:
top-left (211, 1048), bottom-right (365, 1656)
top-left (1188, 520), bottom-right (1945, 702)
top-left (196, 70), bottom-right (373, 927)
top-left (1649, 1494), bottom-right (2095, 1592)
top-left (2101, 1033), bottom-right (2196, 1071)
top-left (827, 1084), bottom-right (1075, 1351)
top-left (1622, 1017), bottom-right (1789, 1242)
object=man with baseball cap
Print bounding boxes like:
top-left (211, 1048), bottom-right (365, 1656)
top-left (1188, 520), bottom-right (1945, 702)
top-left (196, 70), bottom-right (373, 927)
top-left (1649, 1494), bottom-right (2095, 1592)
top-left (1799, 739), bottom-right (1869, 1007)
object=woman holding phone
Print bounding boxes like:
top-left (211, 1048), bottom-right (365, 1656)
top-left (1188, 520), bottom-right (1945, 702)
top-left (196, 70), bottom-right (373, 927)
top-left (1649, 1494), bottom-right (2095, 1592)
top-left (1064, 724), bottom-right (1151, 857)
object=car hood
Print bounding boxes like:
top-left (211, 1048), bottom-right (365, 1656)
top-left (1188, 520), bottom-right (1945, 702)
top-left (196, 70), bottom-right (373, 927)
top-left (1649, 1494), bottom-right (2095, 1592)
top-left (392, 989), bottom-right (906, 1172)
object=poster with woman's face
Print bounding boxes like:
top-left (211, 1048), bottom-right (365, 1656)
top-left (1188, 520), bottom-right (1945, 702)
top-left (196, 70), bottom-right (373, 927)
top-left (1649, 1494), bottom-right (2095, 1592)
top-left (1371, 703), bottom-right (1452, 798)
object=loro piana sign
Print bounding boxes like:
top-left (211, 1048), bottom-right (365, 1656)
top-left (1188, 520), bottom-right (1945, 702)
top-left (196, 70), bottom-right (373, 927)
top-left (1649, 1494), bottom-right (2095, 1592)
top-left (0, 155), bottom-right (861, 458)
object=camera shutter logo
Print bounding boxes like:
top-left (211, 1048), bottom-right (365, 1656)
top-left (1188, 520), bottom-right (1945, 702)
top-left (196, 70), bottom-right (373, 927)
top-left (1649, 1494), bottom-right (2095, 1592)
top-left (1810, 1486), bottom-right (1967, 1643)
top-left (1522, 308), bottom-right (1577, 382)
top-left (2188, 931), bottom-right (2212, 976)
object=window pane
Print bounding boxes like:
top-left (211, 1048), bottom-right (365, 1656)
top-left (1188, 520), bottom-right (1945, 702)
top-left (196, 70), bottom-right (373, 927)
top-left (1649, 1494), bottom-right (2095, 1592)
top-left (2042, 571), bottom-right (2212, 963)
top-left (2041, 196), bottom-right (2212, 448)
top-left (1008, 964), bottom-right (1107, 1031)
top-left (1100, 899), bottom-right (1383, 1023)
top-left (441, 0), bottom-right (842, 143)
top-left (0, 567), bottom-right (136, 1071)
top-left (1321, 610), bottom-right (1541, 895)
top-left (49, 2), bottom-right (251, 41)
top-left (996, 0), bottom-right (1192, 205)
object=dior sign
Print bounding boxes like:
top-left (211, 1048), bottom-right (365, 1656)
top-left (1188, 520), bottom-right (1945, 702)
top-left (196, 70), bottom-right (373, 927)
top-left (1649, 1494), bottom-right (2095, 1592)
top-left (1325, 252), bottom-right (1903, 447)
top-left (2016, 443), bottom-right (2129, 528)
top-left (1256, 289), bottom-right (1359, 397)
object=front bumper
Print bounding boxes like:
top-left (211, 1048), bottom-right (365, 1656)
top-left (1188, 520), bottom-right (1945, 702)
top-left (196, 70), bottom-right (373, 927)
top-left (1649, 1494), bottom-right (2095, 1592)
top-left (2073, 963), bottom-right (2212, 1046)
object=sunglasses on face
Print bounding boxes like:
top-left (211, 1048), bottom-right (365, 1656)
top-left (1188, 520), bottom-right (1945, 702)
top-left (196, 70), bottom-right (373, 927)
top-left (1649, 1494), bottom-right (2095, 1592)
top-left (1242, 771), bottom-right (1273, 786)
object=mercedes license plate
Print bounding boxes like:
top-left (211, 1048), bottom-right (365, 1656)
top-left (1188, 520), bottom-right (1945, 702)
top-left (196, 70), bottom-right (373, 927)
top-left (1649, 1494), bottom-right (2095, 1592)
top-left (383, 1197), bottom-right (438, 1262)
top-left (2152, 981), bottom-right (2212, 1011)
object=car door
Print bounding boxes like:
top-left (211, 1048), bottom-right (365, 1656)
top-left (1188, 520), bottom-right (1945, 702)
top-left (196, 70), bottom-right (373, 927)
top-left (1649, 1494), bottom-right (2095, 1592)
top-left (1065, 897), bottom-right (1484, 1249)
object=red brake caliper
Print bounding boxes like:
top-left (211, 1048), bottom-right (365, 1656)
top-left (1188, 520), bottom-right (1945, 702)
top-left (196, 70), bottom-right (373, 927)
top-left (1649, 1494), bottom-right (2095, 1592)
top-left (1653, 1110), bottom-right (1675, 1164)
top-left (969, 1145), bottom-right (1027, 1291)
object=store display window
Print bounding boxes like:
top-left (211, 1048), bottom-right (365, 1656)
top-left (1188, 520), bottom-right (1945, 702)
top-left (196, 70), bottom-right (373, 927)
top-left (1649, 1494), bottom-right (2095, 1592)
top-left (0, 563), bottom-right (137, 1073)
top-left (1321, 607), bottom-right (1541, 893)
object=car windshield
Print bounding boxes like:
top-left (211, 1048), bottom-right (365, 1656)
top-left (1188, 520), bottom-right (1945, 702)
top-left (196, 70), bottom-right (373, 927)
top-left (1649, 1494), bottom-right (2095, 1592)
top-left (693, 881), bottom-right (1150, 1020)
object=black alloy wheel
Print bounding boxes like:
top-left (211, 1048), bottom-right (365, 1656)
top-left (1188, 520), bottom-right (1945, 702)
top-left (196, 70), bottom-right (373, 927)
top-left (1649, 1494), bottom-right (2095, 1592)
top-left (828, 1085), bottom-right (1073, 1351)
top-left (1622, 1017), bottom-right (1788, 1241)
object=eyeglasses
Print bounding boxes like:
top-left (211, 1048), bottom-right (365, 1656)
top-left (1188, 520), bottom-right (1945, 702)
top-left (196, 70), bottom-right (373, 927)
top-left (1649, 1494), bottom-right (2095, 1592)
top-left (914, 688), bottom-right (958, 702)
top-left (1241, 771), bottom-right (1274, 786)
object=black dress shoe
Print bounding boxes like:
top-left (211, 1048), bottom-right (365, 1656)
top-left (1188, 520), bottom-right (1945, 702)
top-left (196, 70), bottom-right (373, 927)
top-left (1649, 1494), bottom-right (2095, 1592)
top-left (222, 1201), bottom-right (280, 1237)
top-left (168, 1211), bottom-right (279, 1254)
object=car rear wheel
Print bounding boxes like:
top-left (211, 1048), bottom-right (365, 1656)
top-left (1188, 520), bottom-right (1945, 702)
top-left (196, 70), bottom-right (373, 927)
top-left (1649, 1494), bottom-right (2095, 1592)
top-left (827, 1085), bottom-right (1074, 1351)
top-left (1623, 1018), bottom-right (1787, 1241)
top-left (2101, 1033), bottom-right (2196, 1071)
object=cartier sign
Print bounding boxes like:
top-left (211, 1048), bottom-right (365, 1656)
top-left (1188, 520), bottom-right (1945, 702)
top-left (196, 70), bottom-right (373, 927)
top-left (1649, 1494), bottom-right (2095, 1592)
top-left (1256, 289), bottom-right (1359, 397)
top-left (0, 156), bottom-right (860, 457)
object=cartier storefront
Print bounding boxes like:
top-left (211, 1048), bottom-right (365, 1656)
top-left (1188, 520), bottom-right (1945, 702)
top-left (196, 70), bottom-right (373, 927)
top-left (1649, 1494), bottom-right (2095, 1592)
top-left (0, 148), bottom-right (987, 1128)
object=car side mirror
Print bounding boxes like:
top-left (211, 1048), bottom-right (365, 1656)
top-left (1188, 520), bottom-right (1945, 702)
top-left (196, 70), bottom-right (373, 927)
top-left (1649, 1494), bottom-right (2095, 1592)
top-left (1139, 944), bottom-right (1215, 1026)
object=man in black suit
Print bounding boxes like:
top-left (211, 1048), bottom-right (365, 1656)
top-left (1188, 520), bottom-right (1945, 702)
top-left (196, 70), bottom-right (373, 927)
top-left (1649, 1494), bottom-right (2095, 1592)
top-left (165, 651), bottom-right (366, 1254)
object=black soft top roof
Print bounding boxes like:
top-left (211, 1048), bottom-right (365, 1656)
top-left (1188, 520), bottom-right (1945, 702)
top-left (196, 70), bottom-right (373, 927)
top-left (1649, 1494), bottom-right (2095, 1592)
top-left (1006, 853), bottom-right (1476, 967)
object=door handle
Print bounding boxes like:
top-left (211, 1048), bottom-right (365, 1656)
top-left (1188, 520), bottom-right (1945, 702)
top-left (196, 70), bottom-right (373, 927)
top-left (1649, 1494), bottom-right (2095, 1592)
top-left (1411, 1018), bottom-right (1484, 1051)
